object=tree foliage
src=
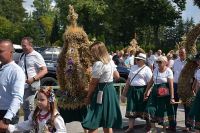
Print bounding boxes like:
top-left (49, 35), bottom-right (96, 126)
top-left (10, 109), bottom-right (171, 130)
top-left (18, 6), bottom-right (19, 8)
top-left (0, 0), bottom-right (198, 51)
top-left (194, 0), bottom-right (200, 8)
top-left (0, 0), bottom-right (26, 23)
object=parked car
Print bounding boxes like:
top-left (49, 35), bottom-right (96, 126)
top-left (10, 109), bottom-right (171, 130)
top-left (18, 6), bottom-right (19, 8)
top-left (40, 47), bottom-right (130, 86)
top-left (13, 44), bottom-right (23, 63)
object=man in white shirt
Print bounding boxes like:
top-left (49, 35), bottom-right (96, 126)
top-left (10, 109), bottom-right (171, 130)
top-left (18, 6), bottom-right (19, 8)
top-left (172, 47), bottom-right (192, 131)
top-left (18, 37), bottom-right (47, 121)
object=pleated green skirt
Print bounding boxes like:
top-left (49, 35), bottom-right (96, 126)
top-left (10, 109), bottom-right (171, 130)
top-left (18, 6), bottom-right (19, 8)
top-left (125, 86), bottom-right (147, 119)
top-left (145, 83), bottom-right (175, 126)
top-left (189, 90), bottom-right (200, 130)
top-left (82, 82), bottom-right (122, 130)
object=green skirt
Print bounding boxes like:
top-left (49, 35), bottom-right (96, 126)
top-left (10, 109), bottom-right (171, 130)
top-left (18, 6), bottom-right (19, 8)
top-left (82, 82), bottom-right (122, 130)
top-left (189, 90), bottom-right (200, 130)
top-left (145, 83), bottom-right (175, 126)
top-left (125, 86), bottom-right (147, 119)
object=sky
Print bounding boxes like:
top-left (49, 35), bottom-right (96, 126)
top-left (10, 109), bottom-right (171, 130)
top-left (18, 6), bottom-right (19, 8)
top-left (23, 0), bottom-right (200, 24)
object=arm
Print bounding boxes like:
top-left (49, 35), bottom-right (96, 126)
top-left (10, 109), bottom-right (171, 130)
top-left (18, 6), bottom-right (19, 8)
top-left (54, 115), bottom-right (67, 133)
top-left (145, 77), bottom-right (154, 93)
top-left (4, 68), bottom-right (25, 121)
top-left (8, 119), bottom-right (33, 132)
top-left (168, 78), bottom-right (174, 99)
top-left (85, 78), bottom-right (99, 104)
top-left (122, 78), bottom-right (130, 97)
top-left (144, 77), bottom-right (154, 100)
top-left (27, 66), bottom-right (48, 84)
top-left (113, 70), bottom-right (120, 81)
top-left (168, 78), bottom-right (175, 104)
top-left (33, 66), bottom-right (48, 81)
top-left (35, 53), bottom-right (48, 80)
top-left (121, 78), bottom-right (130, 103)
top-left (192, 79), bottom-right (198, 94)
top-left (8, 112), bottom-right (34, 132)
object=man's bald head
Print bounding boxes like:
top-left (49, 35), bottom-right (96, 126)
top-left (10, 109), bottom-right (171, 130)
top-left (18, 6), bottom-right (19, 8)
top-left (0, 39), bottom-right (14, 52)
top-left (0, 39), bottom-right (14, 64)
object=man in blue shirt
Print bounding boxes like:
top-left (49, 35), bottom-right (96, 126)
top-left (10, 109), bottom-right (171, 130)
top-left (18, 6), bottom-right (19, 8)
top-left (0, 39), bottom-right (25, 132)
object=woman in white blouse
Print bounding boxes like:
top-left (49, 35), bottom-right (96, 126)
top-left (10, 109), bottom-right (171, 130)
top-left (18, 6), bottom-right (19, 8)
top-left (82, 41), bottom-right (122, 133)
top-left (121, 53), bottom-right (152, 133)
top-left (144, 56), bottom-right (175, 133)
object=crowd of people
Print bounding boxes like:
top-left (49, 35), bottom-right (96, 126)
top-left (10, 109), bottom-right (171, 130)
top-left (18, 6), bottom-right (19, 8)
top-left (0, 38), bottom-right (200, 133)
top-left (111, 48), bottom-right (200, 133)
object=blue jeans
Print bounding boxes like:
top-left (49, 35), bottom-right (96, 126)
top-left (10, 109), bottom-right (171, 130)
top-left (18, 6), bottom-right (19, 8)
top-left (23, 87), bottom-right (36, 121)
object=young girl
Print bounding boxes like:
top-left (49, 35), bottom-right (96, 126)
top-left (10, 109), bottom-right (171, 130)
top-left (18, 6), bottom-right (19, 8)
top-left (8, 87), bottom-right (67, 133)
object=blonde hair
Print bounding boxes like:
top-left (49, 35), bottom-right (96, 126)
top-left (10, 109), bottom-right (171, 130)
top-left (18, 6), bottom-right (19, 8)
top-left (90, 41), bottom-right (111, 64)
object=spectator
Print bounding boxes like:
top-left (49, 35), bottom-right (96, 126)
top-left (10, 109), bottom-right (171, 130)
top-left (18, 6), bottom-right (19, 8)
top-left (18, 37), bottom-right (47, 121)
top-left (124, 50), bottom-right (135, 68)
top-left (167, 53), bottom-right (174, 69)
top-left (0, 39), bottom-right (25, 132)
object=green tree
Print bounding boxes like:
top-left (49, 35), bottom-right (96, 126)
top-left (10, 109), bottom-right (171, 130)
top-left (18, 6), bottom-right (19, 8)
top-left (32, 0), bottom-right (56, 45)
top-left (50, 15), bottom-right (59, 45)
top-left (0, 0), bottom-right (26, 23)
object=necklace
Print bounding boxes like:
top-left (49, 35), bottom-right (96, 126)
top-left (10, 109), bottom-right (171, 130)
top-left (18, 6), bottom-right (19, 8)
top-left (38, 111), bottom-right (50, 121)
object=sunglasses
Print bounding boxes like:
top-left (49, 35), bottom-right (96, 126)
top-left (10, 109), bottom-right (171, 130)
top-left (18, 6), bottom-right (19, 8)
top-left (156, 61), bottom-right (162, 64)
top-left (136, 59), bottom-right (142, 61)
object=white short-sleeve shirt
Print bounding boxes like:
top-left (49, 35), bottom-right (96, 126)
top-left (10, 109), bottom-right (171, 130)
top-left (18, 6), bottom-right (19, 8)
top-left (172, 58), bottom-right (187, 83)
top-left (18, 50), bottom-right (46, 78)
top-left (92, 60), bottom-right (117, 83)
top-left (128, 65), bottom-right (152, 86)
top-left (153, 67), bottom-right (173, 84)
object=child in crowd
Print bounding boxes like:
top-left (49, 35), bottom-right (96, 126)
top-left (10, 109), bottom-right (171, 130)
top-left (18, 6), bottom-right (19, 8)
top-left (8, 87), bottom-right (67, 133)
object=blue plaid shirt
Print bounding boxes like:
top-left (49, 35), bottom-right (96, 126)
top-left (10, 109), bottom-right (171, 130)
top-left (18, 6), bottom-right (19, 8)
top-left (0, 61), bottom-right (25, 120)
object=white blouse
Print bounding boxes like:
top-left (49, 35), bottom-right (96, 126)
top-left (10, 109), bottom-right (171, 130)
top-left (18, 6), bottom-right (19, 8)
top-left (153, 67), bottom-right (173, 84)
top-left (128, 65), bottom-right (152, 86)
top-left (92, 60), bottom-right (117, 83)
top-left (8, 110), bottom-right (67, 133)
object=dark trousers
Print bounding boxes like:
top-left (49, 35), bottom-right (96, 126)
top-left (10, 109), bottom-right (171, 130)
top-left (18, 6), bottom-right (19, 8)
top-left (0, 110), bottom-right (19, 124)
top-left (173, 83), bottom-right (192, 128)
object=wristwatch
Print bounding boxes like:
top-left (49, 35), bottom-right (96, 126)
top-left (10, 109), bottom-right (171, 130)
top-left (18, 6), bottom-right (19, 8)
top-left (33, 76), bottom-right (37, 81)
top-left (3, 118), bottom-right (11, 124)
